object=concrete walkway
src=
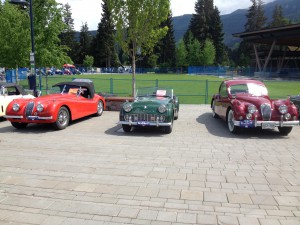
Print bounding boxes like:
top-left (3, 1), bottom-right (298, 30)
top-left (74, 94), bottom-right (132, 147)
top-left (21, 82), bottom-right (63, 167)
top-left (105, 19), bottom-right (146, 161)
top-left (0, 105), bottom-right (299, 225)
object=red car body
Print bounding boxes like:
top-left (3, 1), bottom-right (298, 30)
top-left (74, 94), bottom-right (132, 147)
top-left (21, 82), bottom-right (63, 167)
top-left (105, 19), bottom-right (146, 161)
top-left (5, 79), bottom-right (106, 130)
top-left (211, 79), bottom-right (299, 135)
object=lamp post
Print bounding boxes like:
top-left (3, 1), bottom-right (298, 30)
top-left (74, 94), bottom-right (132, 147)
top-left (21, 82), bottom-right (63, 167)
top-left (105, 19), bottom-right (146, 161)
top-left (10, 0), bottom-right (39, 95)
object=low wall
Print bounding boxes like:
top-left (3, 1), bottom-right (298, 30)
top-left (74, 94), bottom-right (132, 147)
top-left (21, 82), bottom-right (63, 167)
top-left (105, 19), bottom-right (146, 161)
top-left (105, 96), bottom-right (134, 111)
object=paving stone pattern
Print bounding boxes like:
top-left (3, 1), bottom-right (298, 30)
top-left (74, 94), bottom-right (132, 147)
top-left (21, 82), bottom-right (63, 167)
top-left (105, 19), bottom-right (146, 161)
top-left (0, 105), bottom-right (299, 225)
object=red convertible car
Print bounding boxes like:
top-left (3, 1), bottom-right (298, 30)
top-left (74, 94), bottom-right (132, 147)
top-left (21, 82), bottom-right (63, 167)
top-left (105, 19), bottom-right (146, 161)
top-left (211, 79), bottom-right (299, 135)
top-left (5, 79), bottom-right (106, 130)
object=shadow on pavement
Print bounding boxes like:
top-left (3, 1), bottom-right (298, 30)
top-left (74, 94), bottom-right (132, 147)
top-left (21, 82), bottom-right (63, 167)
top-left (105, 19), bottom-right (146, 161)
top-left (0, 116), bottom-right (94, 134)
top-left (197, 112), bottom-right (288, 139)
top-left (105, 124), bottom-right (167, 137)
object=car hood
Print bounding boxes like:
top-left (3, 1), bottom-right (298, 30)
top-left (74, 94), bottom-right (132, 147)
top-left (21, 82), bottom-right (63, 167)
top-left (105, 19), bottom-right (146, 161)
top-left (11, 94), bottom-right (76, 105)
top-left (133, 96), bottom-right (170, 106)
top-left (235, 94), bottom-right (272, 106)
top-left (128, 97), bottom-right (171, 113)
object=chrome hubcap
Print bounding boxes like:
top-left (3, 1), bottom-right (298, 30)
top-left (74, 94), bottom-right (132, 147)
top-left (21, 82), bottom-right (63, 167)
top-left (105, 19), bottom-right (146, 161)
top-left (58, 110), bottom-right (68, 126)
top-left (228, 110), bottom-right (234, 132)
top-left (98, 101), bottom-right (103, 114)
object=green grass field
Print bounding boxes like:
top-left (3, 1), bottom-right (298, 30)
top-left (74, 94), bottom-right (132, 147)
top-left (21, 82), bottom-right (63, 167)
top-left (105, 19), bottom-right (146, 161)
top-left (19, 73), bottom-right (300, 104)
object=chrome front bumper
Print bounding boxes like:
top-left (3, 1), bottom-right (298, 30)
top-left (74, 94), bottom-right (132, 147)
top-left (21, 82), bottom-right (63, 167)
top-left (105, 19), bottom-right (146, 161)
top-left (118, 121), bottom-right (172, 127)
top-left (5, 115), bottom-right (53, 120)
top-left (234, 119), bottom-right (299, 128)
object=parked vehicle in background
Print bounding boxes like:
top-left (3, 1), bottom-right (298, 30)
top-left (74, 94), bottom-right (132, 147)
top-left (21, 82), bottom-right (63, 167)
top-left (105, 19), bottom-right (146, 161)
top-left (63, 68), bottom-right (72, 75)
top-left (5, 79), bottom-right (106, 130)
top-left (290, 94), bottom-right (300, 119)
top-left (211, 79), bottom-right (299, 135)
top-left (118, 87), bottom-right (179, 134)
top-left (0, 82), bottom-right (35, 118)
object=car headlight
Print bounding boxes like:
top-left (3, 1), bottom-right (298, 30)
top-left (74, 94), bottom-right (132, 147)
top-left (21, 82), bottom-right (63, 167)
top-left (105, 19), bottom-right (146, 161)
top-left (12, 103), bottom-right (20, 111)
top-left (248, 104), bottom-right (257, 114)
top-left (158, 104), bottom-right (167, 113)
top-left (36, 103), bottom-right (44, 112)
top-left (123, 103), bottom-right (132, 112)
top-left (279, 105), bottom-right (288, 114)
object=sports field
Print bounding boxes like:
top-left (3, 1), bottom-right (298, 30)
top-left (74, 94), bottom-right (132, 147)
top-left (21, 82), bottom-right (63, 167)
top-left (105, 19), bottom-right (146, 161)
top-left (20, 73), bottom-right (300, 104)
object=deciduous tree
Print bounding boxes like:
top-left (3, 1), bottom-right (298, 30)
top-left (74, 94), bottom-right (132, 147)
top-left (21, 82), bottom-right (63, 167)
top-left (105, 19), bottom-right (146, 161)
top-left (108, 0), bottom-right (170, 97)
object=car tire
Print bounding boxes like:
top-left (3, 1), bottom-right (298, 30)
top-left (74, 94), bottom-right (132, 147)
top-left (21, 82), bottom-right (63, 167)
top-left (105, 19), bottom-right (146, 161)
top-left (227, 109), bottom-right (239, 134)
top-left (95, 100), bottom-right (104, 116)
top-left (122, 124), bottom-right (132, 132)
top-left (278, 127), bottom-right (292, 136)
top-left (11, 122), bottom-right (28, 129)
top-left (53, 106), bottom-right (70, 130)
top-left (163, 119), bottom-right (173, 134)
top-left (212, 100), bottom-right (219, 118)
top-left (174, 109), bottom-right (179, 120)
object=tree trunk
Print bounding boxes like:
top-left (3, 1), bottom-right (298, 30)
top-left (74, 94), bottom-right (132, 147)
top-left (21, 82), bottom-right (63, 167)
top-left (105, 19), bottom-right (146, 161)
top-left (132, 53), bottom-right (136, 97)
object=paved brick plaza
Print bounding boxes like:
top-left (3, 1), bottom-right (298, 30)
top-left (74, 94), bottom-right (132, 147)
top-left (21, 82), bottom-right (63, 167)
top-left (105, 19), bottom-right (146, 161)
top-left (0, 105), bottom-right (299, 225)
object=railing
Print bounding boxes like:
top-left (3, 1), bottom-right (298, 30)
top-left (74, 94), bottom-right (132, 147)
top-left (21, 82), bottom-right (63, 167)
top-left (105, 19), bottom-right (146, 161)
top-left (3, 68), bottom-right (300, 104)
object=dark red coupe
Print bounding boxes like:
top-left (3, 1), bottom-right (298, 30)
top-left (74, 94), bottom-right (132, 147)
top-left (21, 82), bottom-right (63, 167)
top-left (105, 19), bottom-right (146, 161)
top-left (211, 79), bottom-right (299, 135)
top-left (5, 79), bottom-right (106, 130)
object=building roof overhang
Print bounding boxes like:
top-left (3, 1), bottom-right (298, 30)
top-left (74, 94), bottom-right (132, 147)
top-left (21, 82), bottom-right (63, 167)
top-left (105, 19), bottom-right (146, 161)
top-left (233, 24), bottom-right (300, 47)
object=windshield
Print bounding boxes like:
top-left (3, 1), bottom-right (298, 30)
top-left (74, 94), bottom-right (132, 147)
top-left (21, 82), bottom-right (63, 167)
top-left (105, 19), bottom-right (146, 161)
top-left (229, 83), bottom-right (268, 97)
top-left (136, 87), bottom-right (173, 98)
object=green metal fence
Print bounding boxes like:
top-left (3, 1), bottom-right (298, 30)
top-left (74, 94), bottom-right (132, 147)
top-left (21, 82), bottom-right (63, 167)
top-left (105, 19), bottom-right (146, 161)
top-left (19, 75), bottom-right (300, 104)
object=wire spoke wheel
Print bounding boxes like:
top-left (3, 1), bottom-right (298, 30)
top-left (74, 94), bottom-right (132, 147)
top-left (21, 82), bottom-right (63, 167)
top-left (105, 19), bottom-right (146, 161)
top-left (53, 107), bottom-right (69, 130)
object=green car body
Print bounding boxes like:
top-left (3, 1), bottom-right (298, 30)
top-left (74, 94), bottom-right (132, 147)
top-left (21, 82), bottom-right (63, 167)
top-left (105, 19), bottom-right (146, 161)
top-left (290, 94), bottom-right (300, 119)
top-left (119, 87), bottom-right (179, 133)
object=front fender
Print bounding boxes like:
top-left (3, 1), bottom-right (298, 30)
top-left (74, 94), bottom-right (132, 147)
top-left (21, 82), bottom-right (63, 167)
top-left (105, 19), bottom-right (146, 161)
top-left (231, 99), bottom-right (247, 119)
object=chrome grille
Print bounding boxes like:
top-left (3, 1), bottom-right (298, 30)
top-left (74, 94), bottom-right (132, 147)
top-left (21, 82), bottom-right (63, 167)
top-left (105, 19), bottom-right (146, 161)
top-left (131, 114), bottom-right (156, 122)
top-left (25, 102), bottom-right (35, 118)
top-left (260, 103), bottom-right (272, 121)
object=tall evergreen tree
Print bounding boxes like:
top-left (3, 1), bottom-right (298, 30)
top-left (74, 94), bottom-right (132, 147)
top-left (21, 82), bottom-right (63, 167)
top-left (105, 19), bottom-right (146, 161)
top-left (245, 0), bottom-right (267, 31)
top-left (78, 23), bottom-right (92, 65)
top-left (91, 0), bottom-right (118, 68)
top-left (269, 5), bottom-right (288, 28)
top-left (155, 11), bottom-right (176, 68)
top-left (185, 0), bottom-right (207, 46)
top-left (210, 7), bottom-right (224, 65)
top-left (238, 0), bottom-right (267, 69)
top-left (184, 0), bottom-right (223, 65)
top-left (60, 3), bottom-right (78, 64)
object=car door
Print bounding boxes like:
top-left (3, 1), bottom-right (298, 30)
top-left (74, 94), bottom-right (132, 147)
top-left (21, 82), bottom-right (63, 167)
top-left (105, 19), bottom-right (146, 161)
top-left (75, 88), bottom-right (97, 117)
top-left (215, 82), bottom-right (231, 120)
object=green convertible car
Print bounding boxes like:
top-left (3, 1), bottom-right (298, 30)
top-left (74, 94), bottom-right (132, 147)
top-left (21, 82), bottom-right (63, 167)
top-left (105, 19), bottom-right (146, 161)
top-left (290, 94), bottom-right (300, 119)
top-left (119, 87), bottom-right (179, 133)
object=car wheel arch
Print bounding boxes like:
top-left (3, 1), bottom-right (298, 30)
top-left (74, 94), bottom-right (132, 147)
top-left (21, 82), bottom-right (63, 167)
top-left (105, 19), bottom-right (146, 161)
top-left (211, 98), bottom-right (215, 108)
top-left (57, 104), bottom-right (72, 122)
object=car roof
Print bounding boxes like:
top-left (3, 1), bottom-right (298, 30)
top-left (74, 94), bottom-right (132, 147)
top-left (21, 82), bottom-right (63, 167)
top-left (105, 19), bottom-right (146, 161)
top-left (224, 79), bottom-right (265, 86)
top-left (0, 82), bottom-right (27, 95)
top-left (53, 81), bottom-right (95, 97)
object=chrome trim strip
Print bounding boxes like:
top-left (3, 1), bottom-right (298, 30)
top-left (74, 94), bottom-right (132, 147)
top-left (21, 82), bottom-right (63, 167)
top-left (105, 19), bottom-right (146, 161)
top-left (4, 115), bottom-right (23, 119)
top-left (27, 116), bottom-right (53, 120)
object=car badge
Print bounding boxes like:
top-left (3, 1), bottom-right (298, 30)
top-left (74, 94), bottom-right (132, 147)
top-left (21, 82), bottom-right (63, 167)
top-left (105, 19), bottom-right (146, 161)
top-left (144, 105), bottom-right (147, 109)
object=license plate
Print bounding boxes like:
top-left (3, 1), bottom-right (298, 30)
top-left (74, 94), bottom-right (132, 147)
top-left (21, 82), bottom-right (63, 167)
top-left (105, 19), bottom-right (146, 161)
top-left (262, 122), bottom-right (275, 129)
top-left (137, 121), bottom-right (150, 126)
top-left (240, 120), bottom-right (254, 128)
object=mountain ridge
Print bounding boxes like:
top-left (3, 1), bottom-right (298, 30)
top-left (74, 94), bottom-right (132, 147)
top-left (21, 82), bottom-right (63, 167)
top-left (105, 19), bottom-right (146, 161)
top-left (172, 0), bottom-right (300, 47)
top-left (83, 0), bottom-right (300, 48)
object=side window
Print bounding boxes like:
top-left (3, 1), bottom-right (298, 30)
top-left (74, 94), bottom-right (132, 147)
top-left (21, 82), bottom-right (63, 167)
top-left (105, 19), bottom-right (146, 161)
top-left (7, 87), bottom-right (20, 95)
top-left (219, 83), bottom-right (227, 97)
